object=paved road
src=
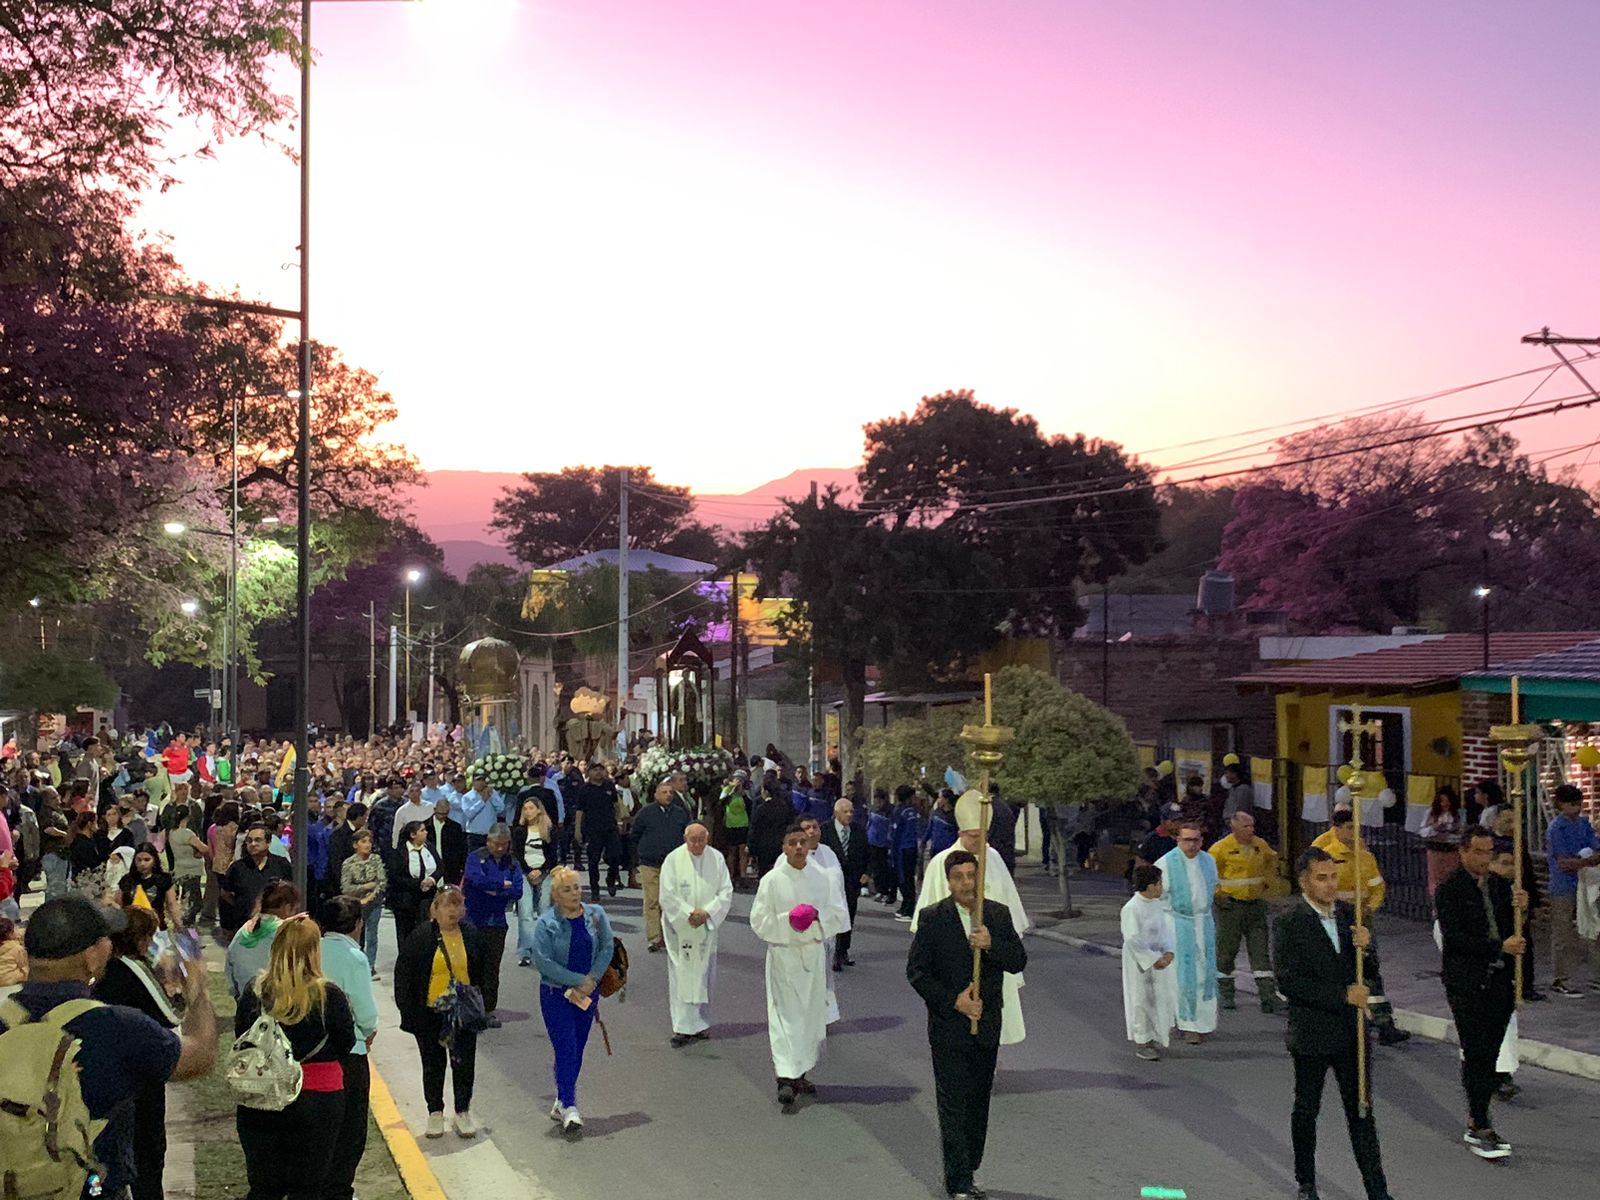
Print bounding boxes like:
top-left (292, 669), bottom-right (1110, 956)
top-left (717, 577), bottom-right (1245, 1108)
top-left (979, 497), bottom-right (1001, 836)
top-left (367, 886), bottom-right (1600, 1200)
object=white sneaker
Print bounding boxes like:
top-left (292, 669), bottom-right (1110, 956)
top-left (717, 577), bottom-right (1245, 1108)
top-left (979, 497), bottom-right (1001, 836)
top-left (549, 1101), bottom-right (564, 1123)
top-left (453, 1111), bottom-right (478, 1138)
top-left (562, 1107), bottom-right (583, 1134)
top-left (424, 1111), bottom-right (446, 1139)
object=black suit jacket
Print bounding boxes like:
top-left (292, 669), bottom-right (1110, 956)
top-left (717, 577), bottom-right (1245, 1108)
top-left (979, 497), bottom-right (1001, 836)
top-left (1274, 899), bottom-right (1371, 1056)
top-left (906, 897), bottom-right (1027, 1050)
top-left (426, 816), bottom-right (468, 886)
top-left (1435, 866), bottom-right (1516, 998)
top-left (821, 821), bottom-right (870, 884)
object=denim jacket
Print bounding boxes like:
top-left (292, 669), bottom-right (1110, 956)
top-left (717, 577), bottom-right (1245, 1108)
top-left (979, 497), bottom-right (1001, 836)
top-left (531, 902), bottom-right (615, 990)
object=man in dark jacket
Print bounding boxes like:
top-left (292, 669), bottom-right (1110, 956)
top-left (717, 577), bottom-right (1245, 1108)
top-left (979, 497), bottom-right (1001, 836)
top-left (573, 765), bottom-right (623, 898)
top-left (632, 782), bottom-right (691, 951)
top-left (821, 797), bottom-right (871, 970)
top-left (1274, 848), bottom-right (1393, 1200)
top-left (426, 796), bottom-right (468, 886)
top-left (749, 788), bottom-right (793, 880)
top-left (906, 850), bottom-right (1026, 1200)
top-left (986, 783), bottom-right (1017, 875)
top-left (462, 824), bottom-right (523, 1027)
top-left (328, 802), bottom-right (366, 885)
top-left (1436, 826), bottom-right (1525, 1160)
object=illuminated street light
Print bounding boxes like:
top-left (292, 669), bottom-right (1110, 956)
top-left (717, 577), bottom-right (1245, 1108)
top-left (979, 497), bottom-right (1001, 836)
top-left (181, 600), bottom-right (200, 616)
top-left (163, 521), bottom-right (187, 536)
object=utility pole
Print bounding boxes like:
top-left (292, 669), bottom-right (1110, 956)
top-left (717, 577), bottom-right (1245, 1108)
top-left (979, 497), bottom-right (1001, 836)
top-left (367, 602), bottom-right (377, 738)
top-left (426, 631), bottom-right (437, 735)
top-left (290, 0), bottom-right (313, 898)
top-left (1521, 327), bottom-right (1600, 400)
top-left (617, 468), bottom-right (630, 732)
top-left (728, 569), bottom-right (741, 750)
top-left (1102, 580), bottom-right (1111, 707)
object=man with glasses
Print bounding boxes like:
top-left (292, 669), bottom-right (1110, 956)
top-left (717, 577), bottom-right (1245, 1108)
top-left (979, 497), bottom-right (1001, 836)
top-left (1155, 820), bottom-right (1220, 1045)
top-left (218, 823), bottom-right (291, 933)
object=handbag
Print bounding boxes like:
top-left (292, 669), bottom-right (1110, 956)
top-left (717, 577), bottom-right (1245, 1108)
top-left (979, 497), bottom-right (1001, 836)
top-left (431, 932), bottom-right (490, 1049)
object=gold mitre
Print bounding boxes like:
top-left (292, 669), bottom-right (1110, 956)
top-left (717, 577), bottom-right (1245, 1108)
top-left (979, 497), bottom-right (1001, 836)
top-left (953, 789), bottom-right (992, 833)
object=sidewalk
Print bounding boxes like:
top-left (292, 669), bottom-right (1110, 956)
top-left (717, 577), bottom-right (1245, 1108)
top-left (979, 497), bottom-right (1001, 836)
top-left (1012, 862), bottom-right (1600, 1083)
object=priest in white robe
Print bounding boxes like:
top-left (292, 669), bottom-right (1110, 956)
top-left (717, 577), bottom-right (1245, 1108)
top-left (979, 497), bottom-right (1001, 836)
top-left (1155, 820), bottom-right (1220, 1039)
top-left (911, 799), bottom-right (1030, 1045)
top-left (659, 823), bottom-right (734, 1046)
top-left (1121, 863), bottom-right (1178, 1057)
top-left (801, 816), bottom-right (848, 1022)
top-left (750, 822), bottom-right (850, 1106)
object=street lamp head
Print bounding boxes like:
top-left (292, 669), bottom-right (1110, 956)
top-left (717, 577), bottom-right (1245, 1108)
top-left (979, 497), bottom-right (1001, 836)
top-left (260, 516), bottom-right (282, 525)
top-left (181, 600), bottom-right (200, 616)
top-left (406, 568), bottom-right (423, 584)
top-left (28, 597), bottom-right (41, 608)
top-left (163, 521), bottom-right (187, 536)
top-left (1473, 585), bottom-right (1492, 599)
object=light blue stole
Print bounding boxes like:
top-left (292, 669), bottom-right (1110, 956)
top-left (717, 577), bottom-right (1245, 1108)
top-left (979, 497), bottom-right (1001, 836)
top-left (1162, 849), bottom-right (1218, 1021)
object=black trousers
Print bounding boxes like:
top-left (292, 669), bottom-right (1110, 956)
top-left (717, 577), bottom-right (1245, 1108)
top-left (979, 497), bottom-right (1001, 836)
top-left (415, 1017), bottom-right (477, 1114)
top-left (130, 1082), bottom-right (166, 1200)
top-left (1290, 1048), bottom-right (1388, 1200)
top-left (321, 1055), bottom-right (369, 1200)
top-left (478, 926), bottom-right (507, 1013)
top-left (1449, 972), bottom-right (1515, 1126)
top-left (237, 1088), bottom-right (345, 1200)
top-left (870, 845), bottom-right (895, 896)
top-left (930, 1035), bottom-right (998, 1196)
top-left (392, 905), bottom-right (420, 953)
top-left (896, 848), bottom-right (919, 916)
top-left (835, 884), bottom-right (860, 961)
top-left (586, 832), bottom-right (622, 896)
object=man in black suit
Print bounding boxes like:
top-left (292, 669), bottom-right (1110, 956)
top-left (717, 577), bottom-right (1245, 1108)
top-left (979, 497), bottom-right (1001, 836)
top-left (1274, 848), bottom-right (1394, 1200)
top-left (821, 797), bottom-right (871, 970)
top-left (1435, 825), bottom-right (1525, 1160)
top-left (907, 849), bottom-right (1027, 1200)
top-left (426, 796), bottom-right (468, 886)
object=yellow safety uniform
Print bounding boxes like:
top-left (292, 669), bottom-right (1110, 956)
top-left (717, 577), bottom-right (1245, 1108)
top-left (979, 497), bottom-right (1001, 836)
top-left (1310, 828), bottom-right (1386, 912)
top-left (1208, 834), bottom-right (1278, 902)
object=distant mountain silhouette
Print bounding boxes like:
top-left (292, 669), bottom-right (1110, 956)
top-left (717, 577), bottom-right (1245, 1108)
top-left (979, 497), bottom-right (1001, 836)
top-left (405, 467), bottom-right (858, 578)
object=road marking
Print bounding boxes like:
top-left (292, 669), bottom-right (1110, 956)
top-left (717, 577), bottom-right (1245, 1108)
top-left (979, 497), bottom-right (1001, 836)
top-left (369, 1061), bottom-right (450, 1200)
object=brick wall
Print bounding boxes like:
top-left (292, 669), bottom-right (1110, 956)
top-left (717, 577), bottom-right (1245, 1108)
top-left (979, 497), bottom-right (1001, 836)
top-left (1459, 688), bottom-right (1512, 787)
top-left (1054, 637), bottom-right (1278, 758)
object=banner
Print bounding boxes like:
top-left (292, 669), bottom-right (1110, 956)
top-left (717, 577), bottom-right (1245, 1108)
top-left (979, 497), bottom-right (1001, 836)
top-left (1405, 774), bottom-right (1435, 834)
top-left (1250, 756), bottom-right (1274, 811)
top-left (1301, 765), bottom-right (1333, 823)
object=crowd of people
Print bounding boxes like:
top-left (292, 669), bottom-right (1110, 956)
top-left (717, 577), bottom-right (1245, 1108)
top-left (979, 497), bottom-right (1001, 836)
top-left (3, 719), bottom-right (1598, 1200)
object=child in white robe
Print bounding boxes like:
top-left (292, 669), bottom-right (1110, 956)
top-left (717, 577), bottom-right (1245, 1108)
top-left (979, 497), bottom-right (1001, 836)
top-left (1122, 863), bottom-right (1178, 1060)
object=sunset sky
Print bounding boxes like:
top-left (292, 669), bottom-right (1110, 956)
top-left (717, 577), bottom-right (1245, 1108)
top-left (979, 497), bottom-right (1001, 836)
top-left (139, 0), bottom-right (1600, 494)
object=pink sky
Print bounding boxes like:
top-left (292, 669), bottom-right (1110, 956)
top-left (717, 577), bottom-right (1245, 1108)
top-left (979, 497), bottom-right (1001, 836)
top-left (138, 0), bottom-right (1600, 493)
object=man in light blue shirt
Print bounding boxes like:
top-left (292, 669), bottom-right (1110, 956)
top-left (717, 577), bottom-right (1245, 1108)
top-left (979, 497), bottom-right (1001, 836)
top-left (420, 769), bottom-right (449, 810)
top-left (459, 774), bottom-right (505, 851)
top-left (320, 895), bottom-right (379, 1199)
top-left (1547, 784), bottom-right (1600, 997)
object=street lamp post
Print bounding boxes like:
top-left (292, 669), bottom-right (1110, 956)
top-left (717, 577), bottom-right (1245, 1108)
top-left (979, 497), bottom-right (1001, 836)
top-left (403, 568), bottom-right (423, 724)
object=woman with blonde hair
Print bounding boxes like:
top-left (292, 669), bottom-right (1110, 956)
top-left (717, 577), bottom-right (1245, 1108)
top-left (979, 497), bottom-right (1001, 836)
top-left (532, 865), bottom-right (616, 1136)
top-left (393, 885), bottom-right (490, 1138)
top-left (234, 914), bottom-right (357, 1200)
top-left (512, 797), bottom-right (555, 966)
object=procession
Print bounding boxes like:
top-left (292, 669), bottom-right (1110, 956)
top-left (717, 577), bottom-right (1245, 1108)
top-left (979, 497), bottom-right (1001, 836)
top-left (8, 3), bottom-right (1600, 1200)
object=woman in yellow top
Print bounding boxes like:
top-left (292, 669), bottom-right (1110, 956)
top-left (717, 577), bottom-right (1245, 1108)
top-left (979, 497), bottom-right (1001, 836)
top-left (393, 886), bottom-right (491, 1138)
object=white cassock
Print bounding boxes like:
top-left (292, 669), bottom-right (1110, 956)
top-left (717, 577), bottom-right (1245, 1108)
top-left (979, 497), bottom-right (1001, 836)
top-left (659, 843), bottom-right (734, 1035)
top-left (750, 857), bottom-right (850, 1078)
top-left (912, 844), bottom-right (1029, 1044)
top-left (1154, 847), bottom-right (1219, 1034)
top-left (1120, 893), bottom-right (1178, 1047)
top-left (809, 843), bottom-right (849, 1023)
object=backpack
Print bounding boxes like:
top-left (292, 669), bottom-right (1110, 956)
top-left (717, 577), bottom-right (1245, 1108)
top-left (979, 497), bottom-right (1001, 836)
top-left (224, 1011), bottom-right (320, 1112)
top-left (0, 996), bottom-right (106, 1200)
top-left (598, 936), bottom-right (628, 999)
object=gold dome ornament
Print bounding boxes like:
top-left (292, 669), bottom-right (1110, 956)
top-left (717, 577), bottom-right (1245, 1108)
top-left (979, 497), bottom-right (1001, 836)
top-left (458, 637), bottom-right (520, 699)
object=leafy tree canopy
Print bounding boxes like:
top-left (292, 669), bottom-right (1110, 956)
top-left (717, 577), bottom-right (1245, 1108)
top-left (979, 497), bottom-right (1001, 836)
top-left (858, 389), bottom-right (1162, 635)
top-left (491, 466), bottom-right (721, 567)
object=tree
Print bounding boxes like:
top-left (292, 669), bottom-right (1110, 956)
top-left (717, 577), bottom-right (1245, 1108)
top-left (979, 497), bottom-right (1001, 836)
top-left (490, 467), bottom-right (706, 566)
top-left (744, 490), bottom-right (1003, 776)
top-left (1113, 485), bottom-right (1237, 594)
top-left (0, 1), bottom-right (300, 197)
top-left (858, 706), bottom-right (965, 794)
top-left (0, 646), bottom-right (120, 716)
top-left (859, 389), bottom-right (1162, 634)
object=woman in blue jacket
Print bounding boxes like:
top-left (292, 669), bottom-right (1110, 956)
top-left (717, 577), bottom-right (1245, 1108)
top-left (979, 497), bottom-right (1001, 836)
top-left (532, 866), bottom-right (615, 1136)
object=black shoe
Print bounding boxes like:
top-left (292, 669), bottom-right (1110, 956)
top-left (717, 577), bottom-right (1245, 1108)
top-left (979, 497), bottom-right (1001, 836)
top-left (1377, 1024), bottom-right (1410, 1045)
top-left (1464, 1126), bottom-right (1511, 1159)
top-left (648, 942), bottom-right (663, 953)
top-left (1295, 1189), bottom-right (1320, 1200)
top-left (832, 960), bottom-right (843, 973)
top-left (691, 1030), bottom-right (709, 1041)
top-left (1523, 989), bottom-right (1547, 1002)
top-left (484, 1013), bottom-right (502, 1029)
top-left (777, 1081), bottom-right (796, 1107)
top-left (671, 1033), bottom-right (693, 1048)
top-left (840, 955), bottom-right (856, 967)
top-left (793, 1075), bottom-right (816, 1095)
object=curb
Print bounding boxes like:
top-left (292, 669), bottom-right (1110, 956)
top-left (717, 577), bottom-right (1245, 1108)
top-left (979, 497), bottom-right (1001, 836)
top-left (368, 1060), bottom-right (450, 1200)
top-left (1028, 925), bottom-right (1600, 1084)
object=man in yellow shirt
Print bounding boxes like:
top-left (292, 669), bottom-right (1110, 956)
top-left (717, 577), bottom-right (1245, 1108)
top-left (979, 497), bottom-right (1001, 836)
top-left (1210, 811), bottom-right (1283, 1013)
top-left (1310, 808), bottom-right (1410, 1046)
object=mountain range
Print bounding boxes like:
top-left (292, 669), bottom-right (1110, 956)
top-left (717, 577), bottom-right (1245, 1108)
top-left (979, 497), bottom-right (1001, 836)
top-left (405, 467), bottom-right (858, 578)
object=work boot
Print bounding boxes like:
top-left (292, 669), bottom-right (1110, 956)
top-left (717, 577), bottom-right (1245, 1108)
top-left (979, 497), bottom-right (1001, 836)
top-left (1218, 977), bottom-right (1237, 1011)
top-left (1258, 977), bottom-right (1285, 1014)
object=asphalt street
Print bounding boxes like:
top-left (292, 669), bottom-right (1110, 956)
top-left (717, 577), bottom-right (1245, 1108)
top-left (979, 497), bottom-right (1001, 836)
top-left (367, 886), bottom-right (1600, 1200)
